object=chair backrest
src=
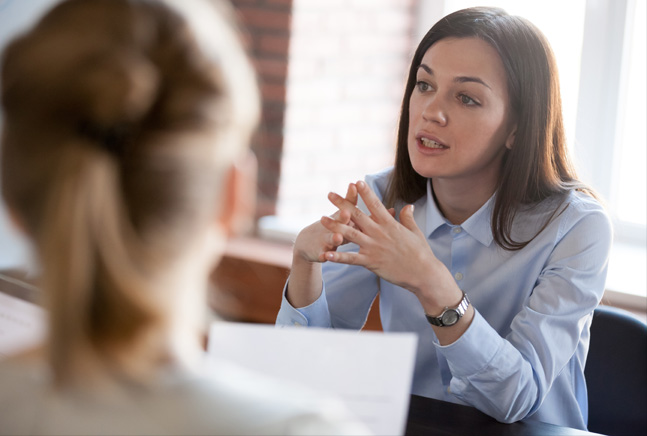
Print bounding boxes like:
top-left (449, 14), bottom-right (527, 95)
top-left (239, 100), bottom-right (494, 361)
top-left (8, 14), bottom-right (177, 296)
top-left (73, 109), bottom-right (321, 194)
top-left (585, 305), bottom-right (647, 436)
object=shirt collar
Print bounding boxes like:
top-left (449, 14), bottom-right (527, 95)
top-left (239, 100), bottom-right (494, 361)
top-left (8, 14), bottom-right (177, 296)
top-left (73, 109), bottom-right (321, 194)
top-left (423, 179), bottom-right (495, 247)
top-left (424, 179), bottom-right (447, 237)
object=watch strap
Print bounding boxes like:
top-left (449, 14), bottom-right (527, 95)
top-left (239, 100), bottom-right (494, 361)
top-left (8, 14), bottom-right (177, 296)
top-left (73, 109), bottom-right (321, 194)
top-left (425, 292), bottom-right (470, 327)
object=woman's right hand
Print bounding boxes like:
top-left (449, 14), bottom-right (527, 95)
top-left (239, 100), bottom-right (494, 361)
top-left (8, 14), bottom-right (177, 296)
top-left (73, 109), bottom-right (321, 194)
top-left (287, 182), bottom-right (395, 307)
top-left (293, 183), bottom-right (359, 263)
top-left (286, 184), bottom-right (358, 308)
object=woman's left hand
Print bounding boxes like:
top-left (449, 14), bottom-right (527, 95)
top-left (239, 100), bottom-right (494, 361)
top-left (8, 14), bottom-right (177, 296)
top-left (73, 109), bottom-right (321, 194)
top-left (321, 181), bottom-right (459, 309)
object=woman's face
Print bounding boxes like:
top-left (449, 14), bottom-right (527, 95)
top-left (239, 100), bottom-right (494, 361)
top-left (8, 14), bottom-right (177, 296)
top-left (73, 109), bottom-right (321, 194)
top-left (407, 37), bottom-right (516, 189)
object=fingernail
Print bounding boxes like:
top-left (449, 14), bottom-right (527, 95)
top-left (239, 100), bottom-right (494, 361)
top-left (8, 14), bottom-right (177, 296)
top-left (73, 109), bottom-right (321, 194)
top-left (410, 204), bottom-right (415, 213)
top-left (325, 252), bottom-right (334, 260)
top-left (357, 181), bottom-right (365, 189)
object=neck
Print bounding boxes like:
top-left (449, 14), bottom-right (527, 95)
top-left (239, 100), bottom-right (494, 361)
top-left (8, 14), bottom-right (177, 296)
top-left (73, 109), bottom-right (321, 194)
top-left (113, 233), bottom-right (220, 382)
top-left (155, 242), bottom-right (216, 372)
top-left (431, 176), bottom-right (498, 225)
top-left (104, 272), bottom-right (208, 385)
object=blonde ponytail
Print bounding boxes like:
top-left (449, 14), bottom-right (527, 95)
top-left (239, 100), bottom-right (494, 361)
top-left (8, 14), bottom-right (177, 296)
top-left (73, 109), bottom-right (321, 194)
top-left (24, 11), bottom-right (165, 383)
top-left (40, 141), bottom-right (158, 384)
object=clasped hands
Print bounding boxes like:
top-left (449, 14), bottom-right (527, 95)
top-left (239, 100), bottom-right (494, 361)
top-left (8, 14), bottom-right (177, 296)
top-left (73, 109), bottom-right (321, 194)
top-left (303, 180), bottom-right (458, 307)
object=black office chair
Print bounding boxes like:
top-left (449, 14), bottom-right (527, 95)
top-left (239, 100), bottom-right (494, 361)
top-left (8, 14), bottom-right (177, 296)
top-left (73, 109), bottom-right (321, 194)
top-left (585, 304), bottom-right (647, 436)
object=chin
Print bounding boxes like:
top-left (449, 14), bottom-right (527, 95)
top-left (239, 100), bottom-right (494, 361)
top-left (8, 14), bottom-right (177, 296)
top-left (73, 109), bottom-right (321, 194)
top-left (409, 160), bottom-right (439, 179)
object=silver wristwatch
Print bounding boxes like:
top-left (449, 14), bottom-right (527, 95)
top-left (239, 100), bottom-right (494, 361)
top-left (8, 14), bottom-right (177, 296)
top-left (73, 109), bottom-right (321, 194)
top-left (425, 292), bottom-right (470, 327)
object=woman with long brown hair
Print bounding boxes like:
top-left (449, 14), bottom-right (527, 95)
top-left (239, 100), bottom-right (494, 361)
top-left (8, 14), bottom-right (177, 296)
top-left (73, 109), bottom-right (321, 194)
top-left (277, 7), bottom-right (612, 430)
top-left (0, 0), bottom-right (364, 434)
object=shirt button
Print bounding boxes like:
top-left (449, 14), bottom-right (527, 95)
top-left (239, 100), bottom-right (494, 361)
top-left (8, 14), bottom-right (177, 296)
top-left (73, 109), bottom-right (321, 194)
top-left (293, 321), bottom-right (303, 327)
top-left (454, 272), bottom-right (463, 281)
top-left (453, 227), bottom-right (462, 234)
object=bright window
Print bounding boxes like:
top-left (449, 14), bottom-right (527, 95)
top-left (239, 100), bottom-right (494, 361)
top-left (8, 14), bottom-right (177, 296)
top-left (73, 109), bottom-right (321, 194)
top-left (613, 0), bottom-right (646, 229)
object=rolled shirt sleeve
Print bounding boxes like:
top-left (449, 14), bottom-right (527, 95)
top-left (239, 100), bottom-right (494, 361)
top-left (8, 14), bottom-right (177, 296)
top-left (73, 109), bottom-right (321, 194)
top-left (276, 282), bottom-right (332, 328)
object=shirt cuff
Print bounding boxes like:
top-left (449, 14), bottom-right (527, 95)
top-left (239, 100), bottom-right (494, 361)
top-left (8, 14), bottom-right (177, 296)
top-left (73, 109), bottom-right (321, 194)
top-left (434, 309), bottom-right (502, 377)
top-left (275, 278), bottom-right (332, 328)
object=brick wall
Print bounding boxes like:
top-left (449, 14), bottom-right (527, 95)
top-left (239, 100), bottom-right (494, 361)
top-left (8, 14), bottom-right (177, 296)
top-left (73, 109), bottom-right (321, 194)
top-left (277, 0), bottom-right (416, 224)
top-left (231, 0), bottom-right (416, 227)
top-left (230, 0), bottom-right (293, 218)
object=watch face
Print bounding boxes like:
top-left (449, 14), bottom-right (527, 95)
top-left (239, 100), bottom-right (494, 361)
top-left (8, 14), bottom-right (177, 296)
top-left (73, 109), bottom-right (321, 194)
top-left (441, 309), bottom-right (459, 326)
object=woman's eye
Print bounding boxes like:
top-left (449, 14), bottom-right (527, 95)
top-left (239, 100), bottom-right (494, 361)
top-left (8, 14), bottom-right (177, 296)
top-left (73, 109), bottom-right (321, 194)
top-left (459, 94), bottom-right (478, 106)
top-left (416, 81), bottom-right (432, 92)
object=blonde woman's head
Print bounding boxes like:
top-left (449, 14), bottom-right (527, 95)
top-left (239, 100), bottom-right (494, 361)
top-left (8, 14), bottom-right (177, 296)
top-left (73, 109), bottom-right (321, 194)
top-left (0, 0), bottom-right (259, 384)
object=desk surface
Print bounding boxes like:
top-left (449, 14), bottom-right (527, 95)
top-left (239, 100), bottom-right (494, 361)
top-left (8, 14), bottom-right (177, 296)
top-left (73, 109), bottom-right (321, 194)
top-left (406, 395), bottom-right (602, 436)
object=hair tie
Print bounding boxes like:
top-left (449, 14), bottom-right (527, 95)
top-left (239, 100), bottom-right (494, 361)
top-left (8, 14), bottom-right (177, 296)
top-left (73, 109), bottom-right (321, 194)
top-left (78, 121), bottom-right (131, 157)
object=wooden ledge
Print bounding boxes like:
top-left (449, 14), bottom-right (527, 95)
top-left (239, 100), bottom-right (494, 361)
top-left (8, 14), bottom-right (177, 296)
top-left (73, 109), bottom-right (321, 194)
top-left (223, 236), bottom-right (293, 269)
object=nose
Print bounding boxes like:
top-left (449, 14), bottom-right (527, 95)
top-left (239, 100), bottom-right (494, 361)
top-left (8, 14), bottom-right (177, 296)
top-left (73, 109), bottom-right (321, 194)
top-left (422, 96), bottom-right (447, 126)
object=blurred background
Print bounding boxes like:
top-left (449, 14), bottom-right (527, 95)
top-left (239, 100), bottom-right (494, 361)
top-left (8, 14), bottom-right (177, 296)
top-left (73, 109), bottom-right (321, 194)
top-left (0, 0), bottom-right (644, 318)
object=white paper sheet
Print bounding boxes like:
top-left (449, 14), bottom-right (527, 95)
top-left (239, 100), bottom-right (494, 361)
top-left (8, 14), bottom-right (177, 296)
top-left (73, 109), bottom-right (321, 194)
top-left (0, 290), bottom-right (45, 359)
top-left (208, 322), bottom-right (418, 436)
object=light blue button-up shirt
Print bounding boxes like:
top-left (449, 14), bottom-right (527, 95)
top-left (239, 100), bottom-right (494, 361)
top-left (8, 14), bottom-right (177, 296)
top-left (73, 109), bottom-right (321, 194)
top-left (276, 167), bottom-right (612, 430)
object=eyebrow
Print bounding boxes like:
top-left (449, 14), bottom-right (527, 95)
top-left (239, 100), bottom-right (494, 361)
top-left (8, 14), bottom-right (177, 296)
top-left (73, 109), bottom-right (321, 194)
top-left (418, 64), bottom-right (492, 90)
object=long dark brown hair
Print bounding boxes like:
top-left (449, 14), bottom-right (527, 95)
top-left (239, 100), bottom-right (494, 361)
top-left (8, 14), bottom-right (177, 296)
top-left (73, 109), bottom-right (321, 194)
top-left (385, 7), bottom-right (593, 250)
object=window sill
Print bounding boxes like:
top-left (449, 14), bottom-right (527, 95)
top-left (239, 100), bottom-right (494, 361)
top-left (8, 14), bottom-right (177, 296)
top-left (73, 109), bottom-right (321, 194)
top-left (603, 240), bottom-right (647, 320)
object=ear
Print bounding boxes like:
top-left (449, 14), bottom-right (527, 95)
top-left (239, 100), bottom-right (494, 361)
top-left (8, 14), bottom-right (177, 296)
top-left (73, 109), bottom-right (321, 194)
top-left (217, 151), bottom-right (257, 237)
top-left (504, 125), bottom-right (517, 150)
